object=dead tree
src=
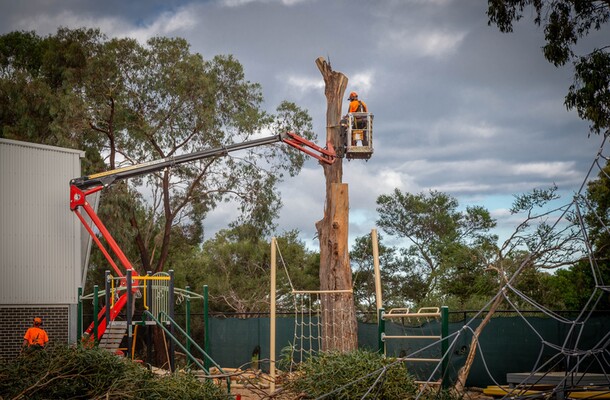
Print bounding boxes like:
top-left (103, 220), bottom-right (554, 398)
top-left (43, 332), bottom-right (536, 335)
top-left (314, 57), bottom-right (358, 352)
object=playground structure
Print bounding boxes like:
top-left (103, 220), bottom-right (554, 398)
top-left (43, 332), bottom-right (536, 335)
top-left (77, 271), bottom-right (227, 380)
top-left (378, 307), bottom-right (449, 386)
top-left (268, 232), bottom-right (450, 393)
top-left (370, 229), bottom-right (450, 386)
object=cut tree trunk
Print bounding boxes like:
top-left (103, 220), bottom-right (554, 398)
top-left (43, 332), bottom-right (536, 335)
top-left (314, 56), bottom-right (358, 352)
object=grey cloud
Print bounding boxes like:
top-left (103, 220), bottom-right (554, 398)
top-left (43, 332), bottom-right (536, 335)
top-left (0, 0), bottom-right (604, 249)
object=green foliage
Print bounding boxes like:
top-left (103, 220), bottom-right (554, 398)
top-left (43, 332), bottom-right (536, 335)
top-left (0, 28), bottom-right (105, 149)
top-left (487, 0), bottom-right (610, 134)
top-left (0, 343), bottom-right (226, 400)
top-left (283, 349), bottom-right (421, 400)
top-left (351, 233), bottom-right (428, 320)
top-left (566, 47), bottom-right (610, 135)
top-left (376, 189), bottom-right (498, 306)
top-left (584, 160), bottom-right (610, 255)
top-left (179, 227), bottom-right (318, 313)
top-left (283, 350), bottom-right (457, 400)
top-left (545, 261), bottom-right (610, 309)
top-left (437, 240), bottom-right (498, 306)
top-left (0, 27), bottom-right (314, 281)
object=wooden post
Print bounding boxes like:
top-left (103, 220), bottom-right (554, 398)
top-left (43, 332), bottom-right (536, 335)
top-left (314, 57), bottom-right (358, 351)
top-left (372, 229), bottom-right (383, 312)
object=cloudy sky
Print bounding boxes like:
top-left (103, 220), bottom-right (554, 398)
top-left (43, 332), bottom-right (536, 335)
top-left (2, 0), bottom-right (607, 250)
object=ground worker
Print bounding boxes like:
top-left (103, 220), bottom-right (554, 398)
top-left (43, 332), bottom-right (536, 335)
top-left (23, 317), bottom-right (49, 348)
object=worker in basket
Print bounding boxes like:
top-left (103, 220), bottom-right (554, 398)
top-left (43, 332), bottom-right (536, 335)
top-left (346, 91), bottom-right (369, 146)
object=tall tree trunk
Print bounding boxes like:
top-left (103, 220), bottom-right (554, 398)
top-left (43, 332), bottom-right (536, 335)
top-left (314, 57), bottom-right (358, 352)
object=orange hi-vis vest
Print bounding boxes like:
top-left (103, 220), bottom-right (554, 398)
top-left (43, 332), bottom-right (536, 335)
top-left (348, 99), bottom-right (368, 113)
top-left (24, 327), bottom-right (49, 347)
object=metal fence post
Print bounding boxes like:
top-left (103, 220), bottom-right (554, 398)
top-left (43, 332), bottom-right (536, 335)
top-left (169, 270), bottom-right (175, 372)
top-left (441, 306), bottom-right (449, 389)
top-left (126, 269), bottom-right (133, 359)
top-left (104, 270), bottom-right (110, 328)
top-left (204, 285), bottom-right (210, 370)
top-left (378, 308), bottom-right (385, 354)
top-left (77, 287), bottom-right (83, 343)
top-left (186, 285), bottom-right (191, 367)
top-left (93, 285), bottom-right (99, 344)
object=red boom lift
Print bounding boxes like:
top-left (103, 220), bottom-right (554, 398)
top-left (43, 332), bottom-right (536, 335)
top-left (71, 132), bottom-right (337, 341)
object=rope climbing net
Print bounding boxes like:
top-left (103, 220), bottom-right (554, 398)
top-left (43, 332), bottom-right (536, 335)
top-left (388, 133), bottom-right (610, 399)
top-left (465, 133), bottom-right (610, 398)
top-left (276, 245), bottom-right (356, 365)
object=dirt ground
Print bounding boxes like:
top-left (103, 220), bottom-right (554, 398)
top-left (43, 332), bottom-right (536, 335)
top-left (209, 368), bottom-right (496, 400)
top-left (228, 384), bottom-right (495, 400)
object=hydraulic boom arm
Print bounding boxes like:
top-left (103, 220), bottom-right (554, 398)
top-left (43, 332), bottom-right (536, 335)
top-left (70, 132), bottom-right (335, 191)
top-left (72, 131), bottom-right (335, 341)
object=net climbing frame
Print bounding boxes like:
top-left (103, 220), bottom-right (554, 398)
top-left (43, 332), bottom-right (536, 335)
top-left (268, 237), bottom-right (356, 394)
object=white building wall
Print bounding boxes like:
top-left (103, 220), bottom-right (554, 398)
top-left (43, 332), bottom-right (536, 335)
top-left (0, 139), bottom-right (84, 305)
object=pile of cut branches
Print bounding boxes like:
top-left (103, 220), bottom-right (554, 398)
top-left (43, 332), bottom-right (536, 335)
top-left (282, 349), bottom-right (433, 399)
top-left (0, 343), bottom-right (228, 399)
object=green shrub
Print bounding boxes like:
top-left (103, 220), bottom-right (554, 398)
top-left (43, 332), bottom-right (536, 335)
top-left (0, 343), bottom-right (227, 399)
top-left (283, 349), bottom-right (420, 399)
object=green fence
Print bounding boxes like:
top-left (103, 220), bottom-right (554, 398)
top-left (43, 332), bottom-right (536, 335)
top-left (203, 313), bottom-right (610, 387)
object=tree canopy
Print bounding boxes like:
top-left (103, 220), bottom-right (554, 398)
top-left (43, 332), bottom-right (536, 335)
top-left (0, 28), bottom-right (315, 279)
top-left (376, 189), bottom-right (498, 308)
top-left (488, 0), bottom-right (610, 134)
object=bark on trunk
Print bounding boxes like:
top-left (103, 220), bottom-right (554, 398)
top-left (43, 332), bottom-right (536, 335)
top-left (314, 57), bottom-right (358, 352)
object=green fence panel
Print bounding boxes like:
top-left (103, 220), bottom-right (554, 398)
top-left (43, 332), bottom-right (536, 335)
top-left (204, 313), bottom-right (610, 387)
top-left (208, 317), bottom-right (294, 372)
top-left (451, 314), bottom-right (610, 387)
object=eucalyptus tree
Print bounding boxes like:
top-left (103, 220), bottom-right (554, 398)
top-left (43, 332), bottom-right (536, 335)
top-left (376, 189), bottom-right (498, 302)
top-left (187, 227), bottom-right (319, 314)
top-left (350, 233), bottom-right (427, 321)
top-left (78, 35), bottom-right (314, 274)
top-left (1, 28), bottom-right (315, 278)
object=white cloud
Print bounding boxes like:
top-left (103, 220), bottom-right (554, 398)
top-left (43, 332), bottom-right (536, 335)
top-left (285, 74), bottom-right (324, 93)
top-left (380, 28), bottom-right (467, 59)
top-left (431, 181), bottom-right (494, 193)
top-left (9, 7), bottom-right (199, 44)
top-left (377, 169), bottom-right (406, 191)
top-left (348, 71), bottom-right (374, 94)
top-left (116, 8), bottom-right (199, 43)
top-left (10, 10), bottom-right (124, 37)
top-left (510, 161), bottom-right (578, 178)
top-left (219, 0), bottom-right (313, 7)
top-left (491, 208), bottom-right (512, 219)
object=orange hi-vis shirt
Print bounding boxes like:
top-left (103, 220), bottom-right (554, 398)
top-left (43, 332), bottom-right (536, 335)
top-left (348, 99), bottom-right (368, 113)
top-left (24, 327), bottom-right (49, 347)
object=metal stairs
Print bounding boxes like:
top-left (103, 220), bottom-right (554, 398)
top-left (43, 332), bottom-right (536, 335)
top-left (98, 320), bottom-right (127, 354)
